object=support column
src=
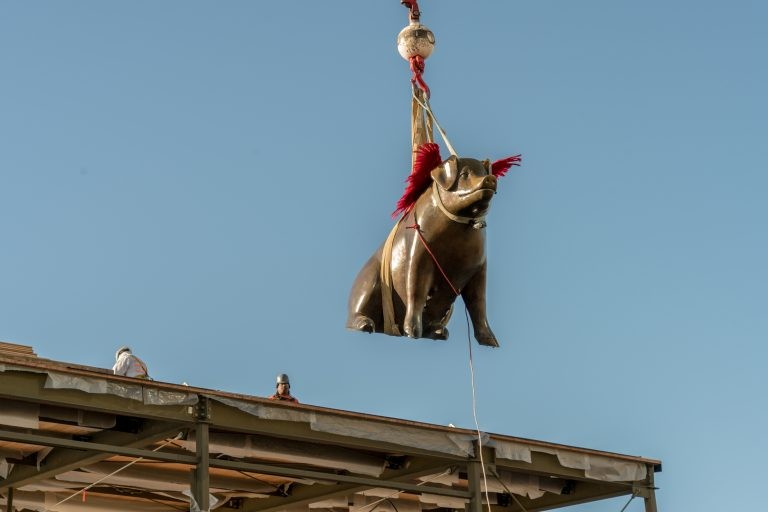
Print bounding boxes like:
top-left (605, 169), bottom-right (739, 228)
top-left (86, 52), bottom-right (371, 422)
top-left (466, 440), bottom-right (495, 512)
top-left (643, 465), bottom-right (658, 512)
top-left (191, 396), bottom-right (211, 512)
top-left (6, 487), bottom-right (13, 512)
top-left (466, 456), bottom-right (483, 512)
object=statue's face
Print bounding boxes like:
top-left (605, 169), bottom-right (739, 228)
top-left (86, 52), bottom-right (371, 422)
top-left (432, 157), bottom-right (498, 217)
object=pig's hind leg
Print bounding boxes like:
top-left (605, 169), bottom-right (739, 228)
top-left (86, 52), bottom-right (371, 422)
top-left (346, 254), bottom-right (383, 333)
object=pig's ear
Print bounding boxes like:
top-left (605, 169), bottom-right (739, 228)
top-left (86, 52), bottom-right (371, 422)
top-left (432, 155), bottom-right (459, 190)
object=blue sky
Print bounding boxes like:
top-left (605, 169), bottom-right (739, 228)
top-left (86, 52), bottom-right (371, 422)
top-left (1, 1), bottom-right (766, 510)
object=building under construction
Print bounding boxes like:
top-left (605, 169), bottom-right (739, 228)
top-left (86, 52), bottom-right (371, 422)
top-left (0, 342), bottom-right (660, 512)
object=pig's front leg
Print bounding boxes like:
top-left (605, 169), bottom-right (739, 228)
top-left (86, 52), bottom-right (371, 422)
top-left (461, 262), bottom-right (499, 347)
top-left (403, 246), bottom-right (432, 339)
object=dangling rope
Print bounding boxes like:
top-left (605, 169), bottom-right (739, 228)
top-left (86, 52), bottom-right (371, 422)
top-left (466, 315), bottom-right (493, 512)
top-left (398, 4), bottom-right (490, 511)
top-left (411, 85), bottom-right (458, 157)
top-left (399, 0), bottom-right (437, 167)
top-left (406, 222), bottom-right (492, 512)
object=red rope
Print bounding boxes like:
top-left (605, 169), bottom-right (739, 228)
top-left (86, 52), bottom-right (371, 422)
top-left (406, 223), bottom-right (459, 296)
top-left (409, 55), bottom-right (430, 98)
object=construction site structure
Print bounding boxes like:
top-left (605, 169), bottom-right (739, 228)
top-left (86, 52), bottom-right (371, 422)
top-left (0, 342), bottom-right (660, 512)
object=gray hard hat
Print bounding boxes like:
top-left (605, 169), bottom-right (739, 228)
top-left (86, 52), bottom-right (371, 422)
top-left (276, 373), bottom-right (290, 386)
top-left (115, 345), bottom-right (131, 361)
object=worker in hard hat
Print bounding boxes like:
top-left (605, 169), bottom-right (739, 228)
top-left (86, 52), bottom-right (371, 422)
top-left (269, 374), bottom-right (298, 403)
top-left (112, 346), bottom-right (150, 379)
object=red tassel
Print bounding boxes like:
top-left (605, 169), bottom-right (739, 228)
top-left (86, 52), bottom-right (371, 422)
top-left (491, 155), bottom-right (522, 178)
top-left (393, 143), bottom-right (442, 218)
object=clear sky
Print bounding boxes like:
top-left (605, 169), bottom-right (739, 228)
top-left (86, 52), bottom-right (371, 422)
top-left (1, 1), bottom-right (766, 511)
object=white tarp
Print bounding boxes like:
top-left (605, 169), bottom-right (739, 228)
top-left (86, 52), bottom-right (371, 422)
top-left (6, 490), bottom-right (179, 512)
top-left (0, 398), bottom-right (39, 429)
top-left (43, 372), bottom-right (197, 406)
top-left (176, 431), bottom-right (386, 477)
top-left (501, 443), bottom-right (647, 482)
top-left (0, 364), bottom-right (195, 405)
top-left (417, 469), bottom-right (567, 500)
top-left (211, 396), bottom-right (476, 458)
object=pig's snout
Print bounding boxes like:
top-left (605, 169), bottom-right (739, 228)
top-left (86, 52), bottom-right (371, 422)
top-left (481, 174), bottom-right (497, 191)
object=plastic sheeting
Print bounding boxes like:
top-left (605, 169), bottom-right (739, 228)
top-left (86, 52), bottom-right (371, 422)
top-left (311, 414), bottom-right (479, 458)
top-left (0, 398), bottom-right (39, 429)
top-left (213, 396), bottom-right (646, 483)
top-left (491, 439), bottom-right (647, 482)
top-left (6, 489), bottom-right (184, 512)
top-left (44, 372), bottom-right (198, 406)
top-left (52, 463), bottom-right (274, 495)
top-left (352, 494), bottom-right (428, 512)
top-left (354, 488), bottom-right (466, 510)
top-left (0, 363), bottom-right (198, 406)
top-left (417, 469), bottom-right (567, 500)
top-left (177, 431), bottom-right (387, 477)
top-left (551, 450), bottom-right (647, 481)
top-left (211, 396), bottom-right (477, 458)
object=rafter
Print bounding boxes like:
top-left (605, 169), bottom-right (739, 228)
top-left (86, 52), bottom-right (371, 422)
top-left (0, 420), bottom-right (185, 490)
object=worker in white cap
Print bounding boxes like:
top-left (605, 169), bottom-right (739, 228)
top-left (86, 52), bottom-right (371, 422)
top-left (269, 373), bottom-right (298, 403)
top-left (112, 346), bottom-right (150, 379)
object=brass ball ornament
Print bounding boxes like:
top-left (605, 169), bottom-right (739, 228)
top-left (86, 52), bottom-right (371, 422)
top-left (397, 23), bottom-right (435, 60)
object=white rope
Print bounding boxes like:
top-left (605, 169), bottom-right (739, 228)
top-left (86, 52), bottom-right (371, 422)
top-left (43, 431), bottom-right (184, 511)
top-left (464, 308), bottom-right (493, 512)
top-left (411, 85), bottom-right (458, 157)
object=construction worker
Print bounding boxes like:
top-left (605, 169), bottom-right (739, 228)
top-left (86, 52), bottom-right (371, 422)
top-left (269, 373), bottom-right (298, 403)
top-left (112, 346), bottom-right (150, 379)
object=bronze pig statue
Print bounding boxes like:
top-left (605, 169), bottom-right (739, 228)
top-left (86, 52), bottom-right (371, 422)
top-left (347, 143), bottom-right (520, 347)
